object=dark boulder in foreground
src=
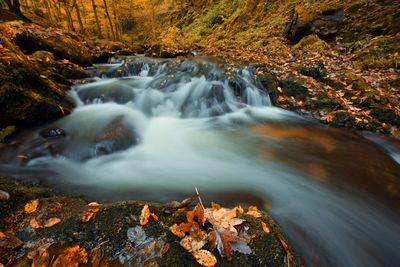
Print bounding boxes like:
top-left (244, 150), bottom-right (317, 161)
top-left (0, 177), bottom-right (300, 267)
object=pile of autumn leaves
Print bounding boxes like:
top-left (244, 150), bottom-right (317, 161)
top-left (140, 200), bottom-right (266, 267)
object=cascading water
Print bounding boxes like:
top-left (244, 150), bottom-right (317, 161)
top-left (1, 56), bottom-right (400, 267)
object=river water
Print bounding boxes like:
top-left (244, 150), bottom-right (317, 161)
top-left (1, 56), bottom-right (400, 267)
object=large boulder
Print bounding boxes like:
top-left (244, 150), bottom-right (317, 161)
top-left (285, 8), bottom-right (344, 43)
top-left (13, 24), bottom-right (93, 66)
top-left (0, 177), bottom-right (300, 267)
top-left (0, 31), bottom-right (73, 131)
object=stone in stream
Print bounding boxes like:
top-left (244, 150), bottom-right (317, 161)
top-left (91, 116), bottom-right (138, 158)
top-left (0, 177), bottom-right (300, 267)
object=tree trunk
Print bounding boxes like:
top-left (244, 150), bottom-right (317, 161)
top-left (63, 1), bottom-right (75, 32)
top-left (72, 0), bottom-right (85, 34)
top-left (91, 0), bottom-right (102, 38)
top-left (102, 0), bottom-right (115, 40)
top-left (43, 0), bottom-right (53, 22)
top-left (111, 0), bottom-right (120, 40)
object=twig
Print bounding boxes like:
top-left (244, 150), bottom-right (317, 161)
top-left (195, 187), bottom-right (205, 210)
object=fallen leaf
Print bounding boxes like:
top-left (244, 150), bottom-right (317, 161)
top-left (230, 240), bottom-right (252, 255)
top-left (30, 218), bottom-right (43, 229)
top-left (246, 206), bottom-right (262, 218)
top-left (261, 221), bottom-right (270, 233)
top-left (207, 227), bottom-right (238, 261)
top-left (90, 247), bottom-right (103, 267)
top-left (24, 199), bottom-right (39, 213)
top-left (140, 204), bottom-right (151, 226)
top-left (52, 245), bottom-right (88, 267)
top-left (169, 224), bottom-right (185, 238)
top-left (162, 195), bottom-right (197, 214)
top-left (44, 217), bottom-right (61, 228)
top-left (151, 213), bottom-right (158, 222)
top-left (180, 235), bottom-right (207, 253)
top-left (193, 249), bottom-right (217, 267)
top-left (82, 202), bottom-right (102, 222)
top-left (0, 232), bottom-right (5, 240)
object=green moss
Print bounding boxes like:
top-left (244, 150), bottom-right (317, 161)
top-left (292, 34), bottom-right (330, 53)
top-left (257, 74), bottom-right (280, 103)
top-left (278, 76), bottom-right (308, 100)
top-left (0, 126), bottom-right (16, 143)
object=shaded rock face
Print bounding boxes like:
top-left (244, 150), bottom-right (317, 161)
top-left (0, 31), bottom-right (73, 132)
top-left (285, 9), bottom-right (344, 43)
top-left (14, 27), bottom-right (93, 66)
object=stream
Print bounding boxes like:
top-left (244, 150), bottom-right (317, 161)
top-left (1, 56), bottom-right (400, 267)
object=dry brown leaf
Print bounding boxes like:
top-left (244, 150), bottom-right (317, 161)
top-left (193, 249), bottom-right (217, 267)
top-left (0, 232), bottom-right (5, 240)
top-left (82, 202), bottom-right (102, 222)
top-left (52, 245), bottom-right (88, 267)
top-left (207, 227), bottom-right (238, 261)
top-left (44, 217), bottom-right (61, 228)
top-left (30, 218), bottom-right (43, 229)
top-left (261, 221), bottom-right (270, 233)
top-left (90, 247), bottom-right (103, 267)
top-left (246, 206), bottom-right (262, 218)
top-left (180, 235), bottom-right (206, 253)
top-left (140, 204), bottom-right (151, 226)
top-left (162, 195), bottom-right (197, 214)
top-left (24, 199), bottom-right (39, 213)
top-left (169, 223), bottom-right (185, 238)
top-left (237, 206), bottom-right (244, 214)
top-left (151, 213), bottom-right (159, 222)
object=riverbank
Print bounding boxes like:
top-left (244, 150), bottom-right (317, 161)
top-left (1, 15), bottom-right (399, 142)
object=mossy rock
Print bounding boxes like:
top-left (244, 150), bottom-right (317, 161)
top-left (0, 177), bottom-right (299, 267)
top-left (353, 34), bottom-right (400, 70)
top-left (257, 74), bottom-right (280, 104)
top-left (14, 26), bottom-right (93, 66)
top-left (297, 65), bottom-right (325, 80)
top-left (278, 76), bottom-right (309, 100)
top-left (0, 126), bottom-right (16, 143)
top-left (292, 34), bottom-right (330, 53)
top-left (370, 104), bottom-right (400, 126)
top-left (331, 110), bottom-right (355, 127)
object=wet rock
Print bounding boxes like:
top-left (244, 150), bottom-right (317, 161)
top-left (39, 128), bottom-right (66, 139)
top-left (278, 77), bottom-right (308, 100)
top-left (370, 105), bottom-right (400, 126)
top-left (59, 63), bottom-right (90, 80)
top-left (0, 177), bottom-right (299, 267)
top-left (145, 45), bottom-right (191, 58)
top-left (92, 51), bottom-right (112, 64)
top-left (257, 74), bottom-right (280, 104)
top-left (117, 49), bottom-right (136, 56)
top-left (77, 83), bottom-right (134, 104)
top-left (92, 116), bottom-right (138, 157)
top-left (297, 66), bottom-right (325, 80)
top-left (285, 8), bottom-right (344, 43)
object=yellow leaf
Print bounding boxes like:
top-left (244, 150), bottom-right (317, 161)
top-left (0, 232), bottom-right (6, 240)
top-left (30, 218), bottom-right (43, 229)
top-left (169, 223), bottom-right (185, 238)
top-left (44, 217), bottom-right (61, 228)
top-left (261, 221), bottom-right (270, 233)
top-left (82, 202), bottom-right (102, 222)
top-left (140, 204), bottom-right (151, 226)
top-left (192, 249), bottom-right (217, 267)
top-left (24, 199), bottom-right (39, 213)
top-left (52, 245), bottom-right (88, 267)
top-left (246, 206), bottom-right (262, 218)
